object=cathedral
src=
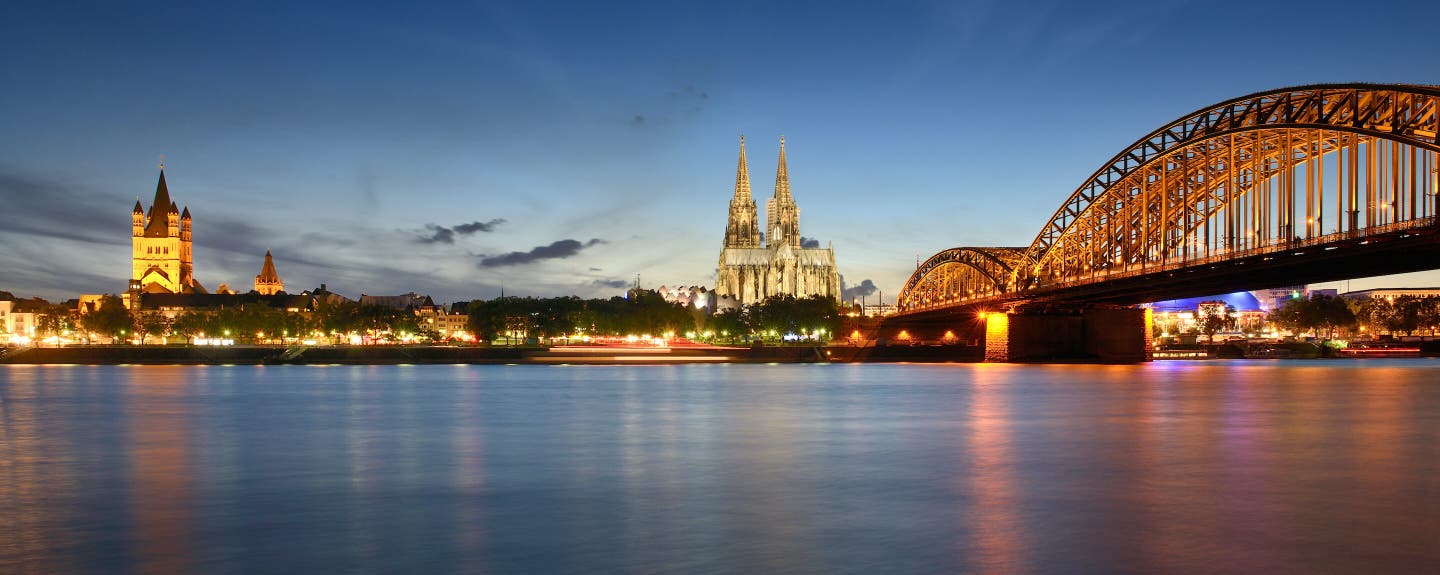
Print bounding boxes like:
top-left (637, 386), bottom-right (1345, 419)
top-left (716, 136), bottom-right (840, 305)
top-left (130, 167), bottom-right (202, 297)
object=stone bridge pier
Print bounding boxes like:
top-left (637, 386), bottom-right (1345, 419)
top-left (982, 306), bottom-right (1151, 363)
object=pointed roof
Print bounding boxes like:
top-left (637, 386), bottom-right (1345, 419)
top-left (773, 135), bottom-right (791, 200)
top-left (181, 206), bottom-right (191, 219)
top-left (143, 169), bottom-right (175, 237)
top-left (732, 135), bottom-right (752, 201)
top-left (133, 200), bottom-right (144, 214)
top-left (257, 250), bottom-right (281, 283)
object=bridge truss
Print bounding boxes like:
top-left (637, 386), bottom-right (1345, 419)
top-left (899, 84), bottom-right (1440, 314)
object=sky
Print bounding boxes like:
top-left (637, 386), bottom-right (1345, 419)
top-left (3, 0), bottom-right (1440, 305)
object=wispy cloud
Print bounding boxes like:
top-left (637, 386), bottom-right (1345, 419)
top-left (418, 218), bottom-right (507, 244)
top-left (479, 238), bottom-right (605, 267)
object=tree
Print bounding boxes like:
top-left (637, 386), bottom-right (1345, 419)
top-left (137, 311), bottom-right (173, 344)
top-left (81, 295), bottom-right (134, 342)
top-left (1269, 298), bottom-right (1307, 335)
top-left (171, 312), bottom-right (212, 341)
top-left (1198, 302), bottom-right (1235, 342)
top-left (1310, 293), bottom-right (1355, 338)
top-left (36, 304), bottom-right (74, 338)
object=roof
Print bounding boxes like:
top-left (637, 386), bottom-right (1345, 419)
top-left (1148, 292), bottom-right (1263, 313)
top-left (11, 298), bottom-right (52, 313)
top-left (720, 245), bottom-right (835, 267)
top-left (143, 170), bottom-right (178, 238)
top-left (139, 292), bottom-right (313, 311)
top-left (358, 293), bottom-right (432, 310)
top-left (257, 250), bottom-right (282, 283)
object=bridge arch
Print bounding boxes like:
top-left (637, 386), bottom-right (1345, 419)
top-left (896, 247), bottom-right (1027, 312)
top-left (1024, 84), bottom-right (1440, 285)
top-left (898, 84), bottom-right (1440, 315)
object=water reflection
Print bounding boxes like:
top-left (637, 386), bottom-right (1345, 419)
top-left (1, 361), bottom-right (1438, 574)
top-left (0, 372), bottom-right (78, 573)
top-left (124, 369), bottom-right (195, 575)
top-left (963, 366), bottom-right (1024, 573)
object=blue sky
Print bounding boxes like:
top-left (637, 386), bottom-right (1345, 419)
top-left (3, 0), bottom-right (1439, 304)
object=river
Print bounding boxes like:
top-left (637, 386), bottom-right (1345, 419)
top-left (1, 362), bottom-right (1437, 574)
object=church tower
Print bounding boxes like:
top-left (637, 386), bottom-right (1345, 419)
top-left (253, 250), bottom-right (284, 295)
top-left (765, 136), bottom-right (801, 248)
top-left (131, 167), bottom-right (196, 296)
top-left (723, 136), bottom-right (761, 248)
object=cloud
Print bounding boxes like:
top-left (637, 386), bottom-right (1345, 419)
top-left (591, 279), bottom-right (629, 289)
top-left (420, 224), bottom-right (456, 244)
top-left (418, 218), bottom-right (507, 244)
top-left (799, 236), bottom-right (821, 248)
top-left (842, 278), bottom-right (879, 301)
top-left (479, 238), bottom-right (605, 268)
top-left (0, 168), bottom-right (128, 246)
top-left (454, 219), bottom-right (506, 234)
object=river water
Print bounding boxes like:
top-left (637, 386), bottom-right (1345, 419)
top-left (1, 362), bottom-right (1437, 574)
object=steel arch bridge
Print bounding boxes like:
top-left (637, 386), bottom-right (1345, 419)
top-left (898, 83), bottom-right (1440, 317)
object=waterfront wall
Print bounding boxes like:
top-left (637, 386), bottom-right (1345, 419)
top-left (0, 345), bottom-right (829, 365)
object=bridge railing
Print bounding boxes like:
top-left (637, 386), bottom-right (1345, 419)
top-left (1038, 214), bottom-right (1438, 293)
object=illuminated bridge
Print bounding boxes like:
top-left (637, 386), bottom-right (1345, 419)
top-left (889, 84), bottom-right (1440, 361)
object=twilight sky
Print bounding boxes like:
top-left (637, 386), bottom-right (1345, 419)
top-left (3, 0), bottom-right (1439, 304)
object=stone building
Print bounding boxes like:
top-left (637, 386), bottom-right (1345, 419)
top-left (716, 136), bottom-right (840, 305)
top-left (130, 167), bottom-right (200, 298)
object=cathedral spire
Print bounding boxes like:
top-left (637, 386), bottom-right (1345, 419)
top-left (765, 135), bottom-right (801, 247)
top-left (723, 135), bottom-right (760, 248)
top-left (733, 135), bottom-right (751, 201)
top-left (773, 135), bottom-right (791, 200)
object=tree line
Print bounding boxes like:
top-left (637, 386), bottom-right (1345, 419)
top-left (56, 295), bottom-right (429, 344)
top-left (466, 291), bottom-right (844, 343)
top-left (16, 291), bottom-right (845, 345)
top-left (1263, 293), bottom-right (1440, 337)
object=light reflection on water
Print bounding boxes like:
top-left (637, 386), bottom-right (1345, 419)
top-left (1, 361), bottom-right (1438, 574)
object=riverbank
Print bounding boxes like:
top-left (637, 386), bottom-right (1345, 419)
top-left (0, 344), bottom-right (836, 365)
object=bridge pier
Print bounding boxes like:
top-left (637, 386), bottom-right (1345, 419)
top-left (983, 306), bottom-right (1151, 363)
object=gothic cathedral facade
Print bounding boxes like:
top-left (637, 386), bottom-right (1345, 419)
top-left (716, 136), bottom-right (840, 305)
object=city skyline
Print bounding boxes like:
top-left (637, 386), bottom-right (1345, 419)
top-left (4, 1), bottom-right (1440, 303)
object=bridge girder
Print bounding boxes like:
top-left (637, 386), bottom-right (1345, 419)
top-left (897, 247), bottom-right (1026, 311)
top-left (1027, 84), bottom-right (1440, 266)
top-left (898, 84), bottom-right (1440, 316)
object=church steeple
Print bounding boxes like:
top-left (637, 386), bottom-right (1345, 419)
top-left (254, 249), bottom-right (284, 295)
top-left (723, 135), bottom-right (761, 248)
top-left (143, 169), bottom-right (175, 238)
top-left (765, 136), bottom-right (801, 248)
